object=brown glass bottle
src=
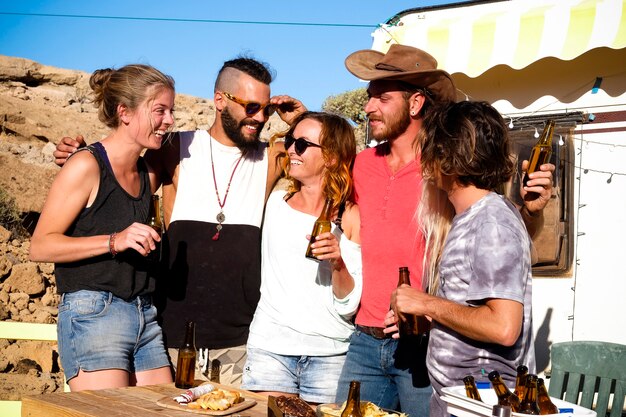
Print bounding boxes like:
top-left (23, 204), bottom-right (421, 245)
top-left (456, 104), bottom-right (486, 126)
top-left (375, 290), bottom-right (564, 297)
top-left (146, 194), bottom-right (162, 262)
top-left (522, 120), bottom-right (555, 187)
top-left (488, 370), bottom-right (521, 412)
top-left (514, 364), bottom-right (529, 401)
top-left (537, 378), bottom-right (559, 415)
top-left (341, 380), bottom-right (363, 417)
top-left (396, 267), bottom-right (429, 337)
top-left (463, 375), bottom-right (483, 402)
top-left (519, 374), bottom-right (540, 415)
top-left (305, 198), bottom-right (333, 261)
top-left (175, 321), bottom-right (197, 389)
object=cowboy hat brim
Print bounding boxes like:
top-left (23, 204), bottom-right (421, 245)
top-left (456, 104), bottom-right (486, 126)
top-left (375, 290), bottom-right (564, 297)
top-left (345, 49), bottom-right (457, 102)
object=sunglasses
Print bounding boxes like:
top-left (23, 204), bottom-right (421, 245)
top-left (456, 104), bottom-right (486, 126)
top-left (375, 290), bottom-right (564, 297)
top-left (284, 134), bottom-right (322, 156)
top-left (221, 91), bottom-right (276, 117)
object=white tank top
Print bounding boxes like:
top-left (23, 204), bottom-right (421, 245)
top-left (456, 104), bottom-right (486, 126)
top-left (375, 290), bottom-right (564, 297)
top-left (170, 130), bottom-right (268, 227)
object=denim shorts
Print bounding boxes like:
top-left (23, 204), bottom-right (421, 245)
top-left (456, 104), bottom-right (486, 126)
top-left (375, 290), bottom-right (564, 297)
top-left (57, 290), bottom-right (171, 381)
top-left (241, 347), bottom-right (346, 403)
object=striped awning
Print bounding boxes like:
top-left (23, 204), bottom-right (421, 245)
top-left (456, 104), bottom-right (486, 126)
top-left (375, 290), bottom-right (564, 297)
top-left (371, 0), bottom-right (626, 78)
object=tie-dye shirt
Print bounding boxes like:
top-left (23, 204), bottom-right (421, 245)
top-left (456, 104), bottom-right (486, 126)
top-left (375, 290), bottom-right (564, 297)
top-left (427, 192), bottom-right (536, 417)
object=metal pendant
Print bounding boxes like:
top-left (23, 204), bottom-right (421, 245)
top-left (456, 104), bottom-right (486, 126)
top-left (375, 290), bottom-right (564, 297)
top-left (216, 211), bottom-right (226, 223)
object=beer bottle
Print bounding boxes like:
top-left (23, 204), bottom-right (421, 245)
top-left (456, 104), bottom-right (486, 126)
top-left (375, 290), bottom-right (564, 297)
top-left (305, 198), bottom-right (333, 261)
top-left (175, 321), bottom-right (197, 389)
top-left (341, 380), bottom-right (363, 417)
top-left (396, 267), bottom-right (429, 337)
top-left (519, 374), bottom-right (541, 415)
top-left (537, 378), bottom-right (559, 415)
top-left (514, 364), bottom-right (529, 401)
top-left (488, 370), bottom-right (521, 412)
top-left (146, 194), bottom-right (162, 262)
top-left (523, 120), bottom-right (555, 187)
top-left (463, 375), bottom-right (483, 402)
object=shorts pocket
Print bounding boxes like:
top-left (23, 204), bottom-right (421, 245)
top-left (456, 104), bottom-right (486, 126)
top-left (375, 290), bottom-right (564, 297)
top-left (65, 291), bottom-right (111, 318)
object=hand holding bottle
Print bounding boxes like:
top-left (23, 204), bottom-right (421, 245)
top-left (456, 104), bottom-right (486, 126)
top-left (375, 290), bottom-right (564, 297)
top-left (109, 222), bottom-right (161, 257)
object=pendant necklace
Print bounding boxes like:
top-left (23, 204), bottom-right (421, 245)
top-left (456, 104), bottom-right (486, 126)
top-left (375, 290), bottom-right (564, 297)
top-left (209, 135), bottom-right (243, 240)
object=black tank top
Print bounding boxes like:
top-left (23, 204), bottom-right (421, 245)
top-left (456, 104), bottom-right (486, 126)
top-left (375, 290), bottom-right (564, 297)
top-left (54, 142), bottom-right (156, 300)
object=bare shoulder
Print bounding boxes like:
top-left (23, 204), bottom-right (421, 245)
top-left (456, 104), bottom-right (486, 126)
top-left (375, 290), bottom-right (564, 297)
top-left (48, 148), bottom-right (100, 199)
top-left (61, 149), bottom-right (99, 179)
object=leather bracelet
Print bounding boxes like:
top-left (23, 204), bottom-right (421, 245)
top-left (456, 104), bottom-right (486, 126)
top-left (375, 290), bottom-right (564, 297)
top-left (108, 232), bottom-right (118, 257)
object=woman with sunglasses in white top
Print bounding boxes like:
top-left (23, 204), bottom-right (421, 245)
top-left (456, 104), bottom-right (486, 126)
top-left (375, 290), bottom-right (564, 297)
top-left (241, 111), bottom-right (362, 404)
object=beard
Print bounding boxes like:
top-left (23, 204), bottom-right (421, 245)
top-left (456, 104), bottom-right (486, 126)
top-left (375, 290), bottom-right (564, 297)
top-left (369, 103), bottom-right (411, 142)
top-left (221, 107), bottom-right (264, 155)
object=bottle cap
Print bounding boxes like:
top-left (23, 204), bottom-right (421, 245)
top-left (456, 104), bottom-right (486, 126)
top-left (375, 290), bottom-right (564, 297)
top-left (492, 405), bottom-right (512, 417)
top-left (476, 381), bottom-right (491, 389)
top-left (559, 408), bottom-right (574, 414)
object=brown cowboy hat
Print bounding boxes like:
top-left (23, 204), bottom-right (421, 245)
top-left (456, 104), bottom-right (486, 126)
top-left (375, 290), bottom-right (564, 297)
top-left (345, 44), bottom-right (457, 102)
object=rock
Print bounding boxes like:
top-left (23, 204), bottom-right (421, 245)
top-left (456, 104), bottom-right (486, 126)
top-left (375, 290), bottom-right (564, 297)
top-left (15, 358), bottom-right (40, 374)
top-left (9, 292), bottom-right (29, 306)
top-left (0, 372), bottom-right (59, 400)
top-left (4, 263), bottom-right (45, 295)
top-left (0, 289), bottom-right (10, 305)
top-left (0, 225), bottom-right (10, 243)
top-left (31, 309), bottom-right (53, 324)
top-left (41, 288), bottom-right (55, 306)
top-left (38, 262), bottom-right (54, 275)
top-left (0, 358), bottom-right (8, 372)
top-left (0, 254), bottom-right (12, 278)
top-left (3, 340), bottom-right (57, 373)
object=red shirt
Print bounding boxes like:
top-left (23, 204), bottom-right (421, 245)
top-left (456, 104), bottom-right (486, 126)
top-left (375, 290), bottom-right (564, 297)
top-left (353, 147), bottom-right (425, 327)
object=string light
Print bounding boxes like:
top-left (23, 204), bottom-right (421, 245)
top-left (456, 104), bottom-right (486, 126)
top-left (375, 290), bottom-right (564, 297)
top-left (558, 135), bottom-right (564, 146)
top-left (534, 128), bottom-right (539, 138)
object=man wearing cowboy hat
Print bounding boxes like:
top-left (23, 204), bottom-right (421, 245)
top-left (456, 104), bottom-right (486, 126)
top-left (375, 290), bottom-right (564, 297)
top-left (334, 44), bottom-right (553, 416)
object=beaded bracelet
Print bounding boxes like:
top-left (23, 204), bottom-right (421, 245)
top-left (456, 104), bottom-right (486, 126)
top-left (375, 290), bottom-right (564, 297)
top-left (108, 232), bottom-right (118, 257)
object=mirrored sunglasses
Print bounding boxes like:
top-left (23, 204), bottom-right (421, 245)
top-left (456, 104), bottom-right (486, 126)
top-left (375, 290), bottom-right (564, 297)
top-left (221, 91), bottom-right (276, 117)
top-left (284, 134), bottom-right (322, 156)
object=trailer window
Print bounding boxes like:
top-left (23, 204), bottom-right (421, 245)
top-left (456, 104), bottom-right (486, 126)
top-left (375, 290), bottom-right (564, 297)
top-left (506, 126), bottom-right (575, 276)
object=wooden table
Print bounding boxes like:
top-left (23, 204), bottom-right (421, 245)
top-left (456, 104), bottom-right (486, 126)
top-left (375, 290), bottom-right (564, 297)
top-left (21, 382), bottom-right (269, 417)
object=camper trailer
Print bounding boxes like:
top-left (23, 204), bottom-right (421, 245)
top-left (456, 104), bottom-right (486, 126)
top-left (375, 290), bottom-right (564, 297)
top-left (368, 0), bottom-right (626, 371)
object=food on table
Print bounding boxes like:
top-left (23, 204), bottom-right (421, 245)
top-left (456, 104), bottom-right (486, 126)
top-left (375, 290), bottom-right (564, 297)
top-left (275, 395), bottom-right (316, 417)
top-left (186, 388), bottom-right (243, 411)
top-left (318, 401), bottom-right (407, 417)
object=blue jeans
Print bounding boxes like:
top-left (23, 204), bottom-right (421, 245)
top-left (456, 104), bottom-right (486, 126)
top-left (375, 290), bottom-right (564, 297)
top-left (58, 290), bottom-right (170, 381)
top-left (242, 347), bottom-right (346, 403)
top-left (336, 329), bottom-right (431, 417)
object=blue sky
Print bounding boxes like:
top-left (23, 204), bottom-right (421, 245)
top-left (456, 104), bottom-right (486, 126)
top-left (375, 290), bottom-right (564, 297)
top-left (0, 0), bottom-right (462, 110)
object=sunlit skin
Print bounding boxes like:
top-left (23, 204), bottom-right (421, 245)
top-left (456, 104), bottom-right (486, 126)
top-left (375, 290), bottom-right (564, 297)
top-left (212, 74), bottom-right (271, 146)
top-left (365, 80), bottom-right (412, 143)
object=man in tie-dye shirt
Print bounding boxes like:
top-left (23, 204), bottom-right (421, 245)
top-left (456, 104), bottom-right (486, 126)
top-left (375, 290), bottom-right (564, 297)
top-left (387, 101), bottom-right (536, 417)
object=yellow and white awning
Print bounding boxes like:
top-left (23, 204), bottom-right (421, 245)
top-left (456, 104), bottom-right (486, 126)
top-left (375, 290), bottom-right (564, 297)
top-left (371, 0), bottom-right (626, 78)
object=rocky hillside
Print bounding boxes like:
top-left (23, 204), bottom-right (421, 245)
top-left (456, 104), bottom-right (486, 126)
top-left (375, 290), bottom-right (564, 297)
top-left (0, 54), bottom-right (287, 400)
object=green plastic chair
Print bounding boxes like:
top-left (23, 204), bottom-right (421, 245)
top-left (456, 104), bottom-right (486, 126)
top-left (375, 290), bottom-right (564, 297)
top-left (548, 341), bottom-right (626, 417)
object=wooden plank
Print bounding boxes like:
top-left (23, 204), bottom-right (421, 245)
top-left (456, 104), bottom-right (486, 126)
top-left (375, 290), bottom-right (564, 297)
top-left (21, 383), bottom-right (269, 417)
top-left (0, 322), bottom-right (57, 341)
top-left (0, 400), bottom-right (20, 417)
